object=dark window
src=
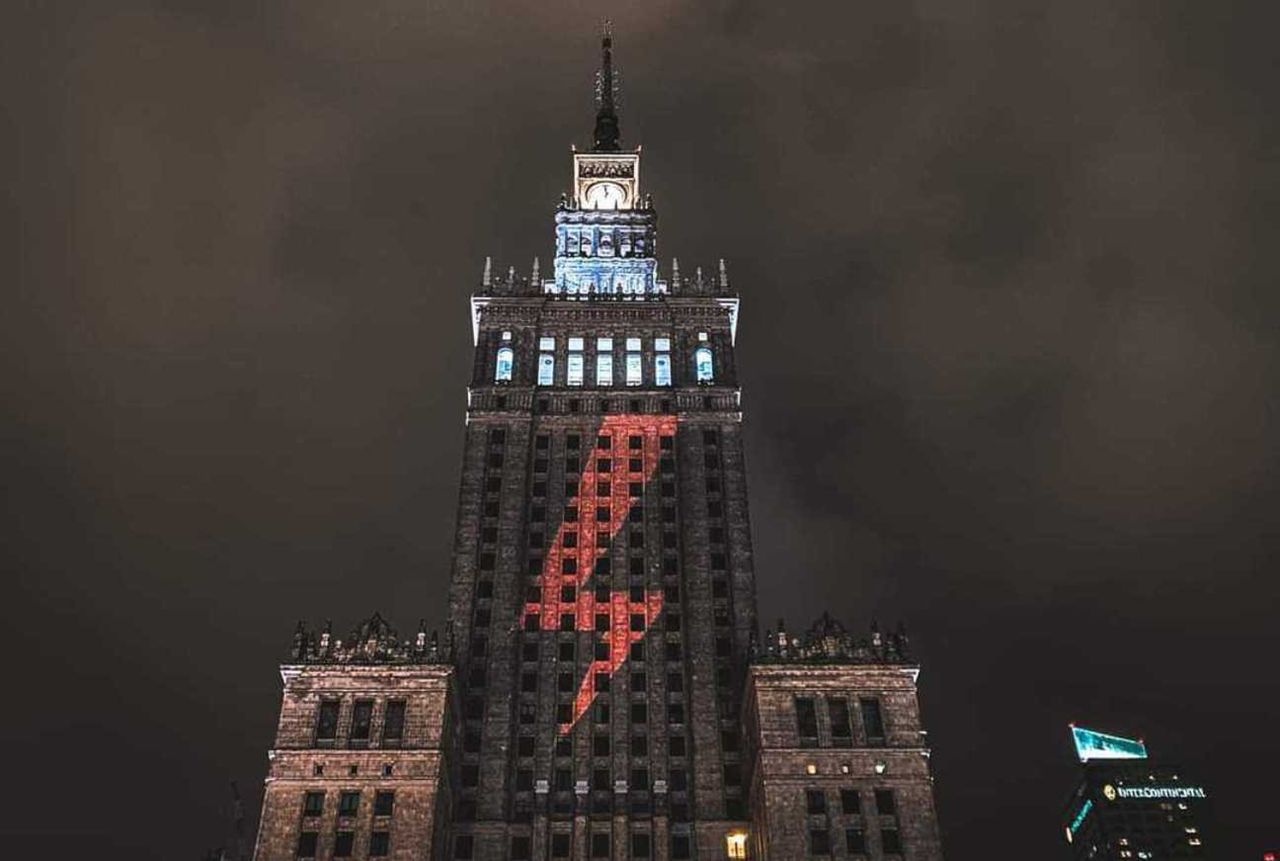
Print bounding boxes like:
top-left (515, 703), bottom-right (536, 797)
top-left (630, 641), bottom-right (645, 661)
top-left (302, 791), bottom-right (324, 817)
top-left (554, 768), bottom-right (572, 791)
top-left (462, 765), bottom-right (479, 787)
top-left (671, 835), bottom-right (691, 859)
top-left (315, 700), bottom-right (340, 743)
top-left (861, 698), bottom-right (886, 742)
top-left (664, 642), bottom-right (681, 661)
top-left (594, 701), bottom-right (610, 723)
top-left (846, 827), bottom-right (866, 854)
top-left (476, 580), bottom-right (493, 598)
top-left (510, 836), bottom-right (531, 859)
top-left (591, 833), bottom-right (610, 857)
top-left (564, 506), bottom-right (578, 522)
top-left (563, 532), bottom-right (577, 548)
top-left (806, 789), bottom-right (827, 815)
top-left (593, 768), bottom-right (610, 791)
top-left (333, 832), bottom-right (354, 858)
top-left (595, 672), bottom-right (610, 692)
top-left (631, 832), bottom-right (651, 857)
top-left (874, 789), bottom-right (896, 815)
top-left (556, 703), bottom-right (571, 723)
top-left (630, 458), bottom-right (644, 473)
top-left (596, 614), bottom-right (610, 632)
top-left (521, 672), bottom-right (537, 692)
top-left (631, 671), bottom-right (647, 690)
top-left (369, 831), bottom-right (390, 857)
top-left (518, 735), bottom-right (535, 757)
top-left (374, 790), bottom-right (394, 816)
top-left (551, 833), bottom-right (571, 857)
top-left (454, 835), bottom-right (474, 859)
top-left (630, 613), bottom-right (645, 632)
top-left (881, 828), bottom-right (902, 854)
top-left (631, 702), bottom-right (648, 723)
top-left (338, 791), bottom-right (360, 817)
top-left (597, 506), bottom-right (611, 523)
top-left (829, 698), bottom-right (852, 746)
top-left (632, 734), bottom-right (648, 755)
top-left (594, 639), bottom-right (609, 660)
top-left (667, 703), bottom-right (684, 723)
top-left (723, 764), bottom-right (741, 786)
top-left (558, 673), bottom-right (574, 692)
top-left (670, 769), bottom-right (687, 790)
top-left (516, 768), bottom-right (533, 790)
top-left (841, 789), bottom-right (860, 814)
top-left (597, 435), bottom-right (611, 450)
top-left (558, 640), bottom-right (575, 661)
top-left (297, 831), bottom-right (318, 858)
top-left (668, 735), bottom-right (684, 756)
top-left (560, 614), bottom-right (575, 632)
top-left (809, 829), bottom-right (831, 856)
top-left (796, 697), bottom-right (819, 744)
top-left (594, 734), bottom-right (611, 756)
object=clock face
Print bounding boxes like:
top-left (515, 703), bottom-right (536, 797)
top-left (584, 181), bottom-right (626, 210)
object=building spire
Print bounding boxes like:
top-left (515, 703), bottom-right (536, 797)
top-left (593, 23), bottom-right (621, 151)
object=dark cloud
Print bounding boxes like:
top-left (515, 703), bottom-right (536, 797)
top-left (4, 0), bottom-right (1279, 856)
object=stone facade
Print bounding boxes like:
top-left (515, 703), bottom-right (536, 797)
top-left (743, 618), bottom-right (943, 861)
top-left (253, 616), bottom-right (457, 861)
top-left (249, 32), bottom-right (945, 861)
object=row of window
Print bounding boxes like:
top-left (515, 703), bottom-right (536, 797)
top-left (298, 827), bottom-right (390, 859)
top-left (796, 695), bottom-right (887, 747)
top-left (314, 699), bottom-right (406, 747)
top-left (810, 824), bottom-right (901, 857)
top-left (456, 830), bottom-right (697, 859)
top-left (301, 789), bottom-right (395, 818)
top-left (494, 333), bottom-right (714, 385)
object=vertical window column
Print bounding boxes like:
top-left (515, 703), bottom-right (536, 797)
top-left (538, 336), bottom-right (556, 385)
top-left (625, 337), bottom-right (643, 386)
top-left (568, 337), bottom-right (584, 386)
top-left (654, 337), bottom-right (671, 386)
top-left (596, 337), bottom-right (614, 386)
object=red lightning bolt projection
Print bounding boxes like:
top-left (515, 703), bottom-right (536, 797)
top-left (522, 414), bottom-right (677, 734)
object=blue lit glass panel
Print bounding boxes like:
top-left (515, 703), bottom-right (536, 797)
top-left (654, 354), bottom-right (671, 387)
top-left (1071, 726), bottom-right (1147, 762)
top-left (495, 347), bottom-right (514, 382)
top-left (695, 347), bottom-right (714, 383)
top-left (567, 354), bottom-right (584, 386)
top-left (596, 354), bottom-right (613, 387)
top-left (625, 354), bottom-right (642, 386)
top-left (537, 354), bottom-right (555, 386)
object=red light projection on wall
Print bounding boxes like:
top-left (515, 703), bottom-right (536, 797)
top-left (522, 414), bottom-right (678, 733)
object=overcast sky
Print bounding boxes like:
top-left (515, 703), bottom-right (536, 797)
top-left (4, 1), bottom-right (1279, 857)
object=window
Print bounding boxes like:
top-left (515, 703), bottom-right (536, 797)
top-left (829, 698), bottom-right (852, 746)
top-left (302, 791), bottom-right (324, 817)
top-left (841, 789), bottom-right (860, 814)
top-left (860, 698), bottom-right (886, 742)
top-left (631, 832), bottom-right (651, 857)
top-left (654, 337), bottom-right (671, 351)
top-left (333, 832), bottom-right (354, 858)
top-left (624, 352), bottom-right (642, 386)
top-left (809, 829), bottom-right (831, 856)
top-left (596, 353), bottom-right (613, 386)
top-left (846, 827), bottom-right (866, 854)
top-left (338, 791), bottom-right (360, 817)
top-left (881, 828), bottom-right (902, 854)
top-left (315, 700), bottom-right (339, 743)
top-left (350, 700), bottom-right (373, 742)
top-left (567, 353), bottom-right (584, 386)
top-left (297, 831), bottom-right (318, 858)
top-left (694, 346), bottom-right (714, 382)
top-left (796, 697), bottom-right (819, 745)
top-left (539, 336), bottom-right (555, 351)
top-left (538, 353), bottom-right (555, 385)
top-left (874, 789), bottom-right (896, 815)
top-left (551, 833), bottom-right (571, 857)
top-left (374, 790), bottom-right (395, 816)
top-left (806, 789), bottom-right (827, 815)
top-left (495, 347), bottom-right (514, 382)
top-left (654, 354), bottom-right (671, 386)
top-left (510, 835), bottom-right (531, 859)
top-left (591, 833), bottom-right (610, 858)
top-left (369, 831), bottom-right (390, 857)
top-left (626, 337), bottom-right (642, 351)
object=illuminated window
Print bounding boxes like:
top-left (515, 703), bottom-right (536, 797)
top-left (725, 831), bottom-right (747, 860)
top-left (567, 354), bottom-right (584, 386)
top-left (654, 337), bottom-right (671, 351)
top-left (655, 354), bottom-right (671, 387)
top-left (598, 337), bottom-right (613, 351)
top-left (538, 354), bottom-right (555, 386)
top-left (539, 336), bottom-right (555, 351)
top-left (698, 331), bottom-right (708, 342)
top-left (597, 354), bottom-right (613, 386)
top-left (501, 330), bottom-right (512, 341)
top-left (626, 337), bottom-right (642, 351)
top-left (626, 353), bottom-right (643, 386)
top-left (495, 347), bottom-right (514, 382)
top-left (569, 337), bottom-right (585, 351)
top-left (695, 347), bottom-right (714, 383)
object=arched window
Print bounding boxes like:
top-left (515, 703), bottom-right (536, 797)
top-left (495, 347), bottom-right (514, 382)
top-left (694, 347), bottom-right (714, 383)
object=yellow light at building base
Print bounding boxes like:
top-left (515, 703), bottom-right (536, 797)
top-left (725, 830), bottom-right (748, 860)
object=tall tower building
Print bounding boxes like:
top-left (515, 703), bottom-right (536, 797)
top-left (251, 32), bottom-right (945, 861)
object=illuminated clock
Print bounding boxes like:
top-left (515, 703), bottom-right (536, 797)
top-left (584, 181), bottom-right (626, 210)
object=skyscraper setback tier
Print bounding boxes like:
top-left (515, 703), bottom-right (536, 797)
top-left (251, 33), bottom-right (945, 861)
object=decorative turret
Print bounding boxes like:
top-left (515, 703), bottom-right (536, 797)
top-left (754, 612), bottom-right (912, 664)
top-left (288, 613), bottom-right (451, 664)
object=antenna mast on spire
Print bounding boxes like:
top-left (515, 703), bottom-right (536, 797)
top-left (593, 22), bottom-right (621, 151)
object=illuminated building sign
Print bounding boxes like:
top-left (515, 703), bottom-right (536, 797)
top-left (1101, 783), bottom-right (1207, 801)
top-left (1071, 725), bottom-right (1148, 762)
top-left (1065, 798), bottom-right (1093, 843)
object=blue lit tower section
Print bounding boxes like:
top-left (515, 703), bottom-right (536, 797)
top-left (546, 31), bottom-right (667, 299)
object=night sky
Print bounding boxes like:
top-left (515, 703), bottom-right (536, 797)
top-left (5, 2), bottom-right (1279, 858)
